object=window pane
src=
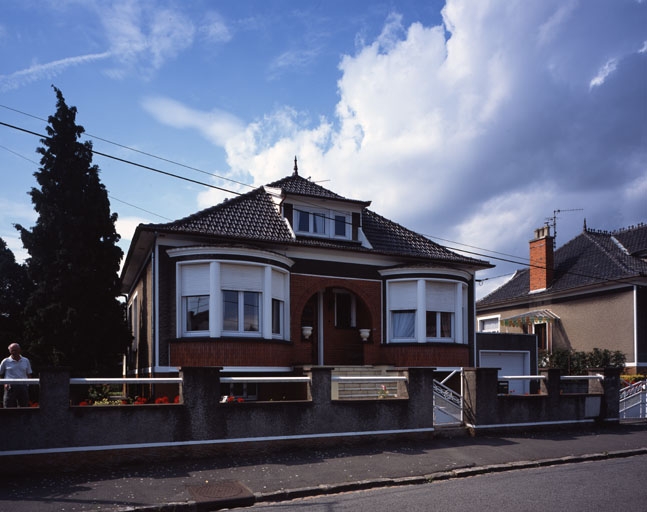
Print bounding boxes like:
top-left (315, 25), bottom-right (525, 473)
top-left (222, 290), bottom-right (238, 331)
top-left (272, 299), bottom-right (282, 335)
top-left (313, 213), bottom-right (326, 234)
top-left (297, 211), bottom-right (309, 232)
top-left (426, 311), bottom-right (438, 338)
top-left (243, 291), bottom-right (260, 332)
top-left (334, 215), bottom-right (346, 236)
top-left (392, 310), bottom-right (415, 338)
top-left (186, 295), bottom-right (209, 331)
top-left (440, 312), bottom-right (453, 338)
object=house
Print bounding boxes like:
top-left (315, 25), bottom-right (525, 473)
top-left (476, 223), bottom-right (647, 373)
top-left (120, 161), bottom-right (492, 394)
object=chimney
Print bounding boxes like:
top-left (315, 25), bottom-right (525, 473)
top-left (529, 225), bottom-right (554, 292)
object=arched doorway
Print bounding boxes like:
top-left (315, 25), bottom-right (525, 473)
top-left (301, 287), bottom-right (372, 366)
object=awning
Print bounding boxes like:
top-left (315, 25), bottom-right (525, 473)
top-left (500, 309), bottom-right (560, 327)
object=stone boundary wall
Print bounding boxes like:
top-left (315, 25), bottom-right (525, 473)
top-left (462, 367), bottom-right (621, 430)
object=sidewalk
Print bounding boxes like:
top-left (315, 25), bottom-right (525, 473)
top-left (2, 422), bottom-right (647, 511)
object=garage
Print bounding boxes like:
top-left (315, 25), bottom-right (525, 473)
top-left (479, 350), bottom-right (531, 394)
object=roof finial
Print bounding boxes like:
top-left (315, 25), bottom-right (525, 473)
top-left (583, 218), bottom-right (587, 231)
top-left (293, 155), bottom-right (298, 176)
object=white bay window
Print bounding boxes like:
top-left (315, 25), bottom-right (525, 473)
top-left (386, 278), bottom-right (467, 344)
top-left (176, 257), bottom-right (290, 340)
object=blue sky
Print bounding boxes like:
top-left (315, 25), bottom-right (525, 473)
top-left (1, 0), bottom-right (646, 298)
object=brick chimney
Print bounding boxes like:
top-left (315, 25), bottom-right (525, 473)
top-left (529, 226), bottom-right (554, 292)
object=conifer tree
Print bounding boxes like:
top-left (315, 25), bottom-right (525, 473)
top-left (16, 87), bottom-right (129, 375)
top-left (0, 238), bottom-right (31, 345)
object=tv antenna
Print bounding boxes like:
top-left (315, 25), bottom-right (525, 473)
top-left (545, 208), bottom-right (583, 247)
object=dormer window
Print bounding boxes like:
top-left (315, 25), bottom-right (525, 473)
top-left (297, 209), bottom-right (327, 235)
top-left (294, 207), bottom-right (351, 240)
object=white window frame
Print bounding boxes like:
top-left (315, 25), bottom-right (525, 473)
top-left (294, 206), bottom-right (351, 240)
top-left (175, 258), bottom-right (290, 340)
top-left (478, 316), bottom-right (501, 333)
top-left (222, 290), bottom-right (262, 336)
top-left (386, 278), bottom-right (467, 344)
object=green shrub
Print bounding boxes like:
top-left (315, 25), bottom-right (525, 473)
top-left (539, 348), bottom-right (626, 375)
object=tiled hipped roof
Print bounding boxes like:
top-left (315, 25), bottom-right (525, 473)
top-left (143, 173), bottom-right (488, 266)
top-left (478, 224), bottom-right (647, 307)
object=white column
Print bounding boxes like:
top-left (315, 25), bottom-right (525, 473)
top-left (210, 262), bottom-right (221, 337)
top-left (417, 279), bottom-right (426, 343)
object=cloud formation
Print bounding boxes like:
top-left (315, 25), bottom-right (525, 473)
top-left (210, 0), bottom-right (646, 269)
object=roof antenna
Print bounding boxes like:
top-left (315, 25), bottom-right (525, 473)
top-left (293, 156), bottom-right (298, 176)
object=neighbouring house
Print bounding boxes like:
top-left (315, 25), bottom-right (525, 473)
top-left (120, 161), bottom-right (492, 397)
top-left (476, 223), bottom-right (647, 373)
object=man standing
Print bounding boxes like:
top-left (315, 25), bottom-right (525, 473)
top-left (0, 343), bottom-right (33, 407)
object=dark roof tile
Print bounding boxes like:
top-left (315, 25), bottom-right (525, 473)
top-left (478, 224), bottom-right (647, 307)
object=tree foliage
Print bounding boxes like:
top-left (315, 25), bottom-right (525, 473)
top-left (0, 238), bottom-right (32, 344)
top-left (16, 87), bottom-right (130, 376)
top-left (539, 348), bottom-right (626, 375)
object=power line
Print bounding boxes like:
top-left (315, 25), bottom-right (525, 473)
top-left (0, 120), bottom-right (243, 196)
top-left (0, 103), bottom-right (255, 191)
top-left (1, 118), bottom-right (639, 288)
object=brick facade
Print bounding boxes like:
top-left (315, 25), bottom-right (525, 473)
top-left (529, 227), bottom-right (554, 292)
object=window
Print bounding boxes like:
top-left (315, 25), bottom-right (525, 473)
top-left (223, 290), bottom-right (260, 333)
top-left (294, 207), bottom-right (351, 239)
top-left (297, 209), bottom-right (326, 235)
top-left (334, 215), bottom-right (347, 237)
top-left (392, 310), bottom-right (416, 339)
top-left (386, 278), bottom-right (467, 344)
top-left (179, 264), bottom-right (210, 336)
top-left (426, 311), bottom-right (453, 339)
top-left (174, 256), bottom-right (290, 340)
top-left (272, 299), bottom-right (283, 335)
top-left (186, 295), bottom-right (209, 332)
top-left (479, 317), bottom-right (500, 332)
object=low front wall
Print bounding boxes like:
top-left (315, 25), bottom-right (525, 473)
top-left (462, 367), bottom-right (621, 430)
top-left (0, 367), bottom-right (435, 457)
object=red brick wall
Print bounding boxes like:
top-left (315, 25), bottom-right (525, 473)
top-left (170, 340), bottom-right (295, 367)
top-left (529, 235), bottom-right (554, 291)
top-left (370, 343), bottom-right (470, 367)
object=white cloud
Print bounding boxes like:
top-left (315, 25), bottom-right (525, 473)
top-left (156, 0), bottom-right (645, 283)
top-left (589, 58), bottom-right (618, 89)
top-left (141, 96), bottom-right (244, 147)
top-left (99, 1), bottom-right (195, 78)
top-left (0, 53), bottom-right (111, 92)
top-left (200, 11), bottom-right (232, 43)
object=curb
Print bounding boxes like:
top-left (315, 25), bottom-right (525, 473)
top-left (122, 448), bottom-right (647, 511)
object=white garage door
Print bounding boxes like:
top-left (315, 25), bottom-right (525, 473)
top-left (480, 351), bottom-right (530, 395)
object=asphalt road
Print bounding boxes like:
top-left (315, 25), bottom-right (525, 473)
top-left (243, 454), bottom-right (647, 512)
top-left (2, 423), bottom-right (647, 511)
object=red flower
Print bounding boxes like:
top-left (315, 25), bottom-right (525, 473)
top-left (173, 395), bottom-right (180, 403)
top-left (154, 396), bottom-right (169, 404)
top-left (237, 397), bottom-right (244, 403)
top-left (78, 401), bottom-right (89, 406)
